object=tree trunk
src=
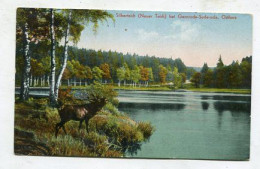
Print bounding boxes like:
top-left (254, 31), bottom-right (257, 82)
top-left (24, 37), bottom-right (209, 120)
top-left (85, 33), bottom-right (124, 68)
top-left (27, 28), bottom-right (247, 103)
top-left (47, 75), bottom-right (49, 86)
top-left (68, 79), bottom-right (70, 86)
top-left (30, 74), bottom-right (32, 86)
top-left (43, 75), bottom-right (45, 86)
top-left (35, 77), bottom-right (38, 86)
top-left (20, 22), bottom-right (31, 101)
top-left (55, 10), bottom-right (72, 99)
top-left (49, 9), bottom-right (56, 105)
top-left (79, 79), bottom-right (81, 86)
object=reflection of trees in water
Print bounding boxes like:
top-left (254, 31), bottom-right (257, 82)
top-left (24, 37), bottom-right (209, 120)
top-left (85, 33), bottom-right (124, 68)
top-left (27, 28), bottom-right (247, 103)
top-left (213, 101), bottom-right (251, 129)
top-left (213, 101), bottom-right (251, 113)
top-left (213, 95), bottom-right (251, 102)
top-left (201, 102), bottom-right (209, 111)
top-left (118, 103), bottom-right (186, 111)
top-left (201, 96), bottom-right (210, 112)
top-left (201, 95), bottom-right (211, 100)
top-left (119, 92), bottom-right (186, 98)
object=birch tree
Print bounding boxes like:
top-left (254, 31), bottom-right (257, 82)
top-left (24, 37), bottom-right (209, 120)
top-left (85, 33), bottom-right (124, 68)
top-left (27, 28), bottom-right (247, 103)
top-left (116, 67), bottom-right (125, 87)
top-left (20, 22), bottom-right (31, 100)
top-left (173, 67), bottom-right (182, 89)
top-left (49, 8), bottom-right (56, 105)
top-left (17, 8), bottom-right (49, 100)
top-left (51, 9), bottom-right (114, 104)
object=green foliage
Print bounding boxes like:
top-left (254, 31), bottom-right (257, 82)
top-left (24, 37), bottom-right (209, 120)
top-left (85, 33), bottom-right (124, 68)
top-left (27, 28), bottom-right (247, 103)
top-left (78, 83), bottom-right (118, 105)
top-left (173, 67), bottom-right (182, 89)
top-left (186, 67), bottom-right (196, 80)
top-left (89, 112), bottom-right (154, 153)
top-left (137, 122), bottom-right (155, 140)
top-left (187, 88), bottom-right (251, 94)
top-left (116, 67), bottom-right (125, 81)
top-left (191, 72), bottom-right (201, 88)
top-left (130, 65), bottom-right (141, 84)
top-left (116, 67), bottom-right (125, 86)
top-left (203, 69), bottom-right (213, 87)
top-left (148, 68), bottom-right (154, 82)
top-left (92, 66), bottom-right (103, 82)
top-left (103, 102), bottom-right (121, 116)
top-left (199, 56), bottom-right (252, 89)
top-left (48, 134), bottom-right (92, 156)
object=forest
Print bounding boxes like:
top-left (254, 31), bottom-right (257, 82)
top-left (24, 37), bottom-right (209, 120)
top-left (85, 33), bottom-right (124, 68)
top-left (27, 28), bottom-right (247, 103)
top-left (16, 42), bottom-right (252, 91)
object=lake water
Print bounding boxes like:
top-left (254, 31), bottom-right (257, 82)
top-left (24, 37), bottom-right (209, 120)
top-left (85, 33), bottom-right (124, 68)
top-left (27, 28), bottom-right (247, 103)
top-left (117, 90), bottom-right (251, 160)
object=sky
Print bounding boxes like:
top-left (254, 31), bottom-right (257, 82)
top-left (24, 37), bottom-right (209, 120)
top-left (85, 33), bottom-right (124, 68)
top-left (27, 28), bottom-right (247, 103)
top-left (76, 10), bottom-right (252, 67)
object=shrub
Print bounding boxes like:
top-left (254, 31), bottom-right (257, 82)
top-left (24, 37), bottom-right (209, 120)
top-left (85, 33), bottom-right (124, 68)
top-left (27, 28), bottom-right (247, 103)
top-left (103, 102), bottom-right (121, 116)
top-left (47, 134), bottom-right (92, 156)
top-left (137, 121), bottom-right (155, 140)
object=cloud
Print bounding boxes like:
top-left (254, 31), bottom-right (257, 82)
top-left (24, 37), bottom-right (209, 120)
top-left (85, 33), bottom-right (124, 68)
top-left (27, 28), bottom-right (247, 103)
top-left (167, 20), bottom-right (201, 41)
top-left (136, 29), bottom-right (159, 40)
top-left (136, 21), bottom-right (201, 43)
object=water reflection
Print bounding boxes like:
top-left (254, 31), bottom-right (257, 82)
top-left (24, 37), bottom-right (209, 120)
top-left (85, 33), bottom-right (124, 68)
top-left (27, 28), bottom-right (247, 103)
top-left (213, 95), bottom-right (251, 102)
top-left (201, 102), bottom-right (209, 111)
top-left (118, 103), bottom-right (186, 111)
top-left (118, 91), bottom-right (251, 159)
top-left (213, 101), bottom-right (251, 113)
top-left (213, 101), bottom-right (251, 129)
top-left (201, 95), bottom-right (211, 100)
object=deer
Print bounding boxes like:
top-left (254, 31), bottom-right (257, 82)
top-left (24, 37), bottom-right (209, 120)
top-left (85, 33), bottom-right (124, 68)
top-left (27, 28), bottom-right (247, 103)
top-left (55, 93), bottom-right (107, 137)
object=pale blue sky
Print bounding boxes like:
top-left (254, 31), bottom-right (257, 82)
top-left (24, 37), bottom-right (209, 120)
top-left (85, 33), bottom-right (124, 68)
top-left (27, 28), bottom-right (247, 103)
top-left (76, 11), bottom-right (252, 67)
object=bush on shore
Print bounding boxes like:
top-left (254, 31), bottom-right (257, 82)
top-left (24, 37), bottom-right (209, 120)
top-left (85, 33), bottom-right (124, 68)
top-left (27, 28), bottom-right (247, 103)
top-left (14, 85), bottom-right (155, 157)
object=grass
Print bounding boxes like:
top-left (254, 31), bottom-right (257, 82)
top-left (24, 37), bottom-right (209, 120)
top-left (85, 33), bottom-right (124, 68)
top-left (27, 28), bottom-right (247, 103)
top-left (59, 85), bottom-right (171, 91)
top-left (113, 86), bottom-right (171, 91)
top-left (59, 84), bottom-right (251, 94)
top-left (14, 97), bottom-right (155, 157)
top-left (186, 88), bottom-right (251, 94)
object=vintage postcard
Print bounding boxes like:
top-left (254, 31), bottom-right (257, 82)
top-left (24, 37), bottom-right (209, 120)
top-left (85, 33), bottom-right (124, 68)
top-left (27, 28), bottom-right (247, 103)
top-left (14, 8), bottom-right (252, 160)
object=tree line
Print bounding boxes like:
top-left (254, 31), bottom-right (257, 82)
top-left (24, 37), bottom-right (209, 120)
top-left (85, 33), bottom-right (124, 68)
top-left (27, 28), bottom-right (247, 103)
top-left (16, 43), bottom-right (189, 88)
top-left (191, 56), bottom-right (252, 89)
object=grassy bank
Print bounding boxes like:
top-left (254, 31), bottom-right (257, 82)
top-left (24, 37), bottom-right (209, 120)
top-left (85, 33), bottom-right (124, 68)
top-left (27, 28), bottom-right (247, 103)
top-left (60, 84), bottom-right (251, 94)
top-left (186, 88), bottom-right (251, 94)
top-left (14, 85), bottom-right (155, 157)
top-left (113, 86), bottom-right (171, 91)
top-left (59, 85), bottom-right (171, 91)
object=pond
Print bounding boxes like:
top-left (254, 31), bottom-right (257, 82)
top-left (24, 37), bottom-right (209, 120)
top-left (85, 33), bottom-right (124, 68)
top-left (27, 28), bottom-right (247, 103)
top-left (117, 90), bottom-right (251, 160)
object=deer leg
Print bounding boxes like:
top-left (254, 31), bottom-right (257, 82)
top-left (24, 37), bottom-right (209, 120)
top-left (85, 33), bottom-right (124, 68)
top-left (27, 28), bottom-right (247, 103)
top-left (79, 120), bottom-right (83, 130)
top-left (55, 121), bottom-right (66, 137)
top-left (85, 119), bottom-right (89, 133)
top-left (55, 121), bottom-right (62, 137)
top-left (62, 124), bottom-right (67, 135)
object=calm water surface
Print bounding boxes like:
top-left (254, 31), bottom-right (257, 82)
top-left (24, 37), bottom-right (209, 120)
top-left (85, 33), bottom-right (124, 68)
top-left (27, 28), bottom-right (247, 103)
top-left (117, 90), bottom-right (251, 160)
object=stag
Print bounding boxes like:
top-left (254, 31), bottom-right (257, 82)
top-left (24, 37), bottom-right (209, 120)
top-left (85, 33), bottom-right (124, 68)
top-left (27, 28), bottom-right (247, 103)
top-left (55, 93), bottom-right (107, 137)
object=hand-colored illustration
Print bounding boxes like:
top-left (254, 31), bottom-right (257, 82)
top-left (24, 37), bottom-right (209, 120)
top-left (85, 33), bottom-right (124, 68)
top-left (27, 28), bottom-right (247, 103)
top-left (15, 8), bottom-right (252, 160)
